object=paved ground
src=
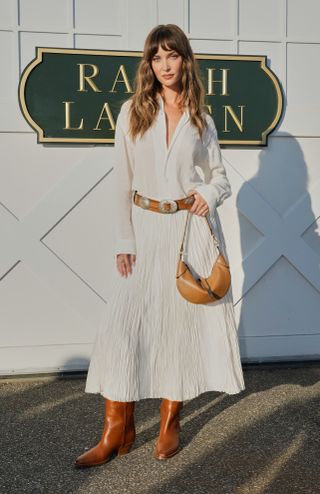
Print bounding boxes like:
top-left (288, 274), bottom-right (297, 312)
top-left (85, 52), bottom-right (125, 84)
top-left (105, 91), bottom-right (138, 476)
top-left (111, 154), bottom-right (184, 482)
top-left (0, 363), bottom-right (319, 494)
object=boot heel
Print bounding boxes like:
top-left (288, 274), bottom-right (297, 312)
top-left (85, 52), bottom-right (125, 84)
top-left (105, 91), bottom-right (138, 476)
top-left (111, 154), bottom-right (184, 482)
top-left (117, 443), bottom-right (133, 456)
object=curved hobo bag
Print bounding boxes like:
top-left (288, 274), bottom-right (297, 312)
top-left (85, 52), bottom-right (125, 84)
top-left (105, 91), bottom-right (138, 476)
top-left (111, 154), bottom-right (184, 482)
top-left (176, 211), bottom-right (231, 304)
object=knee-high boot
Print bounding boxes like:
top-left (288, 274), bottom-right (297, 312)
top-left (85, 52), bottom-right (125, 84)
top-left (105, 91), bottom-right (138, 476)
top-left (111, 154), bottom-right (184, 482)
top-left (75, 398), bottom-right (136, 468)
top-left (154, 398), bottom-right (183, 460)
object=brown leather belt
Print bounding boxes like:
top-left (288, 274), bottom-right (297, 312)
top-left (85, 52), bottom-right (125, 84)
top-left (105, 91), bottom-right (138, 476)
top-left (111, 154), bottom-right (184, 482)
top-left (133, 190), bottom-right (195, 213)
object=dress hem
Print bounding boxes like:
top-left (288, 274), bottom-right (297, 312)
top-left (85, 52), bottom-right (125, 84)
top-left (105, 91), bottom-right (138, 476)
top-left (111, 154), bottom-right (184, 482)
top-left (84, 384), bottom-right (246, 402)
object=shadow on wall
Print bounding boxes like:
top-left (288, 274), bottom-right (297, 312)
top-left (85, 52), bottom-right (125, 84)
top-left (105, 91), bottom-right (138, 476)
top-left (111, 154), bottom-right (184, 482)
top-left (54, 357), bottom-right (91, 377)
top-left (236, 132), bottom-right (320, 361)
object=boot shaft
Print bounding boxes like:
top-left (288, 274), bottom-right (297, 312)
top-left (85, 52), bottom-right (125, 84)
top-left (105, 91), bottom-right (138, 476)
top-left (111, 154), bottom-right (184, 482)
top-left (159, 399), bottom-right (183, 432)
top-left (102, 399), bottom-right (136, 444)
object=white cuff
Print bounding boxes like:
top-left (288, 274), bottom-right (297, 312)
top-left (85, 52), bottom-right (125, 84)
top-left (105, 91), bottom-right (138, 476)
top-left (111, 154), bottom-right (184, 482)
top-left (114, 238), bottom-right (137, 256)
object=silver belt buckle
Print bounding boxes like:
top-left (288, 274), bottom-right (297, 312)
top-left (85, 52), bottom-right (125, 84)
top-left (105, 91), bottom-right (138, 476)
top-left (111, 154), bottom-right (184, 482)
top-left (158, 199), bottom-right (178, 213)
top-left (139, 196), bottom-right (151, 209)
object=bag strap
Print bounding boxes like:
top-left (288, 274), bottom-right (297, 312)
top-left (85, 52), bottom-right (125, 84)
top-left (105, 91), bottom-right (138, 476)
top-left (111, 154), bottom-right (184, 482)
top-left (179, 211), bottom-right (221, 260)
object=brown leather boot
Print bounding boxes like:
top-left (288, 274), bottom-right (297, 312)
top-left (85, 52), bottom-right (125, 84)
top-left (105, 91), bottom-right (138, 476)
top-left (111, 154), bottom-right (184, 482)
top-left (154, 398), bottom-right (183, 460)
top-left (74, 398), bottom-right (135, 468)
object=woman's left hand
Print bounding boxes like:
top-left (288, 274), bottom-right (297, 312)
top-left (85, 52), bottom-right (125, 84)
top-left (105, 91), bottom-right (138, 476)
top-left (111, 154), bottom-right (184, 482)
top-left (187, 189), bottom-right (209, 216)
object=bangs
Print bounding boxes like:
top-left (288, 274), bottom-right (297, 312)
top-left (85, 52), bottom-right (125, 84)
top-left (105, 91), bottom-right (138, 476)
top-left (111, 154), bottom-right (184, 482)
top-left (147, 29), bottom-right (182, 61)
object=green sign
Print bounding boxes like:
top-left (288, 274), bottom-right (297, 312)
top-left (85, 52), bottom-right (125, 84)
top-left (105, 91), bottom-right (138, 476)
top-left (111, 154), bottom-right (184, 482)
top-left (18, 47), bottom-right (283, 146)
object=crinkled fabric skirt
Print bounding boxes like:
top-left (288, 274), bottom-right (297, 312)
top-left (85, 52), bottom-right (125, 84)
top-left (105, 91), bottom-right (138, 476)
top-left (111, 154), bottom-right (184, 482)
top-left (85, 200), bottom-right (245, 401)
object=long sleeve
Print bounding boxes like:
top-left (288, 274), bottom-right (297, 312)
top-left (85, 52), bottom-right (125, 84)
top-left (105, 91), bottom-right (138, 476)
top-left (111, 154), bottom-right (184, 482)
top-left (113, 103), bottom-right (137, 255)
top-left (193, 114), bottom-right (232, 216)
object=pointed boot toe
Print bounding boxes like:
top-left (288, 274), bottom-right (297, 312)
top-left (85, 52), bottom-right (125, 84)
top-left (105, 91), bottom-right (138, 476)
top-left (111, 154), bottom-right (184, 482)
top-left (153, 439), bottom-right (181, 460)
top-left (74, 443), bottom-right (113, 468)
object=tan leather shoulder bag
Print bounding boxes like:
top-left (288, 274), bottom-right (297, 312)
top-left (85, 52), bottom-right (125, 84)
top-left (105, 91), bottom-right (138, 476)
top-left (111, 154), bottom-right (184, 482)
top-left (176, 211), bottom-right (231, 304)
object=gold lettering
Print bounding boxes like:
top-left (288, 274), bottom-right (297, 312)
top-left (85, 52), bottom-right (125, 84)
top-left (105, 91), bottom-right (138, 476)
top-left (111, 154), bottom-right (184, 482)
top-left (223, 105), bottom-right (245, 133)
top-left (77, 64), bottom-right (102, 92)
top-left (62, 101), bottom-right (84, 130)
top-left (110, 64), bottom-right (133, 93)
top-left (93, 102), bottom-right (115, 131)
top-left (207, 68), bottom-right (229, 96)
top-left (204, 104), bottom-right (213, 115)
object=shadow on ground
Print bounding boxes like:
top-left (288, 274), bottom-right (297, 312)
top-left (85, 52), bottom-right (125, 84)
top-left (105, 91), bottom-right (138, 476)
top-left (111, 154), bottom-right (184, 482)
top-left (0, 363), bottom-right (319, 494)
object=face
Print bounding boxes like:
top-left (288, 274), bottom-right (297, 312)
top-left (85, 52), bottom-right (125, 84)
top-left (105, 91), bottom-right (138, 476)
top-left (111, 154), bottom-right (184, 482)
top-left (151, 44), bottom-right (183, 89)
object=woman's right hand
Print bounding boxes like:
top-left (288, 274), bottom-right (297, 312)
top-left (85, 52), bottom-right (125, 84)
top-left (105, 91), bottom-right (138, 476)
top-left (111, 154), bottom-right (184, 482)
top-left (116, 253), bottom-right (136, 277)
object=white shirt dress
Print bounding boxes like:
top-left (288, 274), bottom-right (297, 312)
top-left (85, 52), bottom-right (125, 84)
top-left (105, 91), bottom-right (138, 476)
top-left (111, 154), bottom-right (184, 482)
top-left (85, 95), bottom-right (245, 401)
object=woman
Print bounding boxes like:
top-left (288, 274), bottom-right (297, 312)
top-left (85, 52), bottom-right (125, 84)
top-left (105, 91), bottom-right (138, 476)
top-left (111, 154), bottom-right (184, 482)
top-left (75, 24), bottom-right (245, 468)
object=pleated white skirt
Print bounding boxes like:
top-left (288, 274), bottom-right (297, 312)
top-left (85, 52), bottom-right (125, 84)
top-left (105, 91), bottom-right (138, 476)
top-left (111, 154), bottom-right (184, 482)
top-left (85, 198), bottom-right (245, 401)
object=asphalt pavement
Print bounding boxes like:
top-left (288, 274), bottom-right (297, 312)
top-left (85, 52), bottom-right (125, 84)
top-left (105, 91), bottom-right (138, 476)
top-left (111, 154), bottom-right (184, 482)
top-left (0, 363), bottom-right (319, 494)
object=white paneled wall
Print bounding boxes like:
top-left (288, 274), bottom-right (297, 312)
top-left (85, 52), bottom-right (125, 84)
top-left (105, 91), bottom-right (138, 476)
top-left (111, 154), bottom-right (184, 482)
top-left (0, 0), bottom-right (319, 375)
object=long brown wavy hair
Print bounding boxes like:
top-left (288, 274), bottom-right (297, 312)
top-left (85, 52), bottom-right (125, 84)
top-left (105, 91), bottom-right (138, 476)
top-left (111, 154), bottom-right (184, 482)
top-left (127, 24), bottom-right (208, 141)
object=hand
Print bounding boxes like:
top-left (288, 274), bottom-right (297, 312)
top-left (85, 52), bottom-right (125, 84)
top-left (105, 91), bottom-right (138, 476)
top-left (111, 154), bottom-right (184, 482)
top-left (187, 189), bottom-right (209, 216)
top-left (116, 253), bottom-right (136, 277)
